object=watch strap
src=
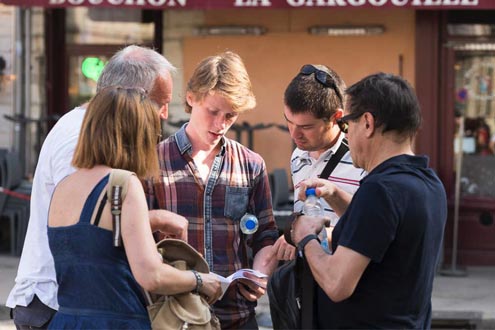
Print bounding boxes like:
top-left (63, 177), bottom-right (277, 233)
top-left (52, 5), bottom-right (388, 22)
top-left (283, 211), bottom-right (303, 246)
top-left (297, 234), bottom-right (320, 256)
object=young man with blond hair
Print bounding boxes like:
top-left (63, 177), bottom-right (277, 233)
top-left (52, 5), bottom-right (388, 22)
top-left (146, 51), bottom-right (278, 329)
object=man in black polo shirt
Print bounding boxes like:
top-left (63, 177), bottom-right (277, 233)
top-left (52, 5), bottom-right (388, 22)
top-left (292, 73), bottom-right (447, 329)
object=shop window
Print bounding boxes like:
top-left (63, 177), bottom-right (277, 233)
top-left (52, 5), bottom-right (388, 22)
top-left (63, 7), bottom-right (159, 110)
top-left (68, 55), bottom-right (110, 110)
top-left (66, 8), bottom-right (154, 45)
top-left (454, 54), bottom-right (495, 198)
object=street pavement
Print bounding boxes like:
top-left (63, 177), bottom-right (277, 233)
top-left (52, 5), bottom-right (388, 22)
top-left (1, 254), bottom-right (495, 329)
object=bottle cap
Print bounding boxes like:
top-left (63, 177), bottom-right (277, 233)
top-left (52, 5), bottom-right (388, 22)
top-left (306, 188), bottom-right (317, 196)
top-left (245, 219), bottom-right (256, 230)
top-left (240, 213), bottom-right (259, 234)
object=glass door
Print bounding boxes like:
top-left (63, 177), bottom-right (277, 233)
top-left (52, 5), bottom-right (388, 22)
top-left (65, 7), bottom-right (158, 110)
top-left (454, 53), bottom-right (495, 198)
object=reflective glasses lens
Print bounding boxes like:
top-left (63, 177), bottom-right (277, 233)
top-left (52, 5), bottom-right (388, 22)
top-left (337, 118), bottom-right (349, 134)
top-left (299, 65), bottom-right (343, 106)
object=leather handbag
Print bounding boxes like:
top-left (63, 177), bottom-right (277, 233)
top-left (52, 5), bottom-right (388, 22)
top-left (144, 239), bottom-right (221, 330)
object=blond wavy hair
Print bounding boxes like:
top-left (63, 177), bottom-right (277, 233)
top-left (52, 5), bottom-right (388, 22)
top-left (185, 51), bottom-right (256, 114)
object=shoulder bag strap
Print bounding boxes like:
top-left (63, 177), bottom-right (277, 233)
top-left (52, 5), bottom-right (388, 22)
top-left (301, 256), bottom-right (315, 329)
top-left (318, 138), bottom-right (349, 180)
top-left (301, 138), bottom-right (349, 329)
top-left (107, 169), bottom-right (134, 247)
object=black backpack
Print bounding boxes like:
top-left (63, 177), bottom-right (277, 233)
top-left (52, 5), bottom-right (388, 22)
top-left (267, 256), bottom-right (307, 329)
top-left (268, 139), bottom-right (349, 329)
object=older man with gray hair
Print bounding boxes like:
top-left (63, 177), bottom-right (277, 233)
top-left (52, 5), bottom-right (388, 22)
top-left (7, 45), bottom-right (186, 330)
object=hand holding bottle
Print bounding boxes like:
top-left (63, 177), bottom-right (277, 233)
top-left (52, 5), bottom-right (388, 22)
top-left (303, 188), bottom-right (330, 253)
top-left (298, 178), bottom-right (353, 218)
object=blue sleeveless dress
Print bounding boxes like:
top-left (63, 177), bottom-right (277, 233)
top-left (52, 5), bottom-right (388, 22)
top-left (48, 174), bottom-right (151, 329)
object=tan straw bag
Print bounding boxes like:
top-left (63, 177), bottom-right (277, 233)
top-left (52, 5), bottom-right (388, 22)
top-left (145, 239), bottom-right (221, 330)
top-left (107, 170), bottom-right (220, 329)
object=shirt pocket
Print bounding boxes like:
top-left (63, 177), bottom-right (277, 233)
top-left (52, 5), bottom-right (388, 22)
top-left (224, 186), bottom-right (251, 222)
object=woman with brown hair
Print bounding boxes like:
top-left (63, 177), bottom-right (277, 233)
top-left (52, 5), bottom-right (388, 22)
top-left (47, 86), bottom-right (221, 329)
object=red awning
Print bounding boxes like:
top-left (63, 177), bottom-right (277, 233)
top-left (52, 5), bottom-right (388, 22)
top-left (0, 0), bottom-right (491, 10)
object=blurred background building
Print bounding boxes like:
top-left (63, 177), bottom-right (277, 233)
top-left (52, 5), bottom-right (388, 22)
top-left (0, 0), bottom-right (495, 266)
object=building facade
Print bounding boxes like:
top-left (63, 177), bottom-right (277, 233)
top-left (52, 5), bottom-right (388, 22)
top-left (0, 0), bottom-right (494, 265)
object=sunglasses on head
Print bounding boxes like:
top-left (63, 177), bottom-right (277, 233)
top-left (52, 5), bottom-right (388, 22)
top-left (299, 64), bottom-right (344, 107)
top-left (336, 112), bottom-right (366, 134)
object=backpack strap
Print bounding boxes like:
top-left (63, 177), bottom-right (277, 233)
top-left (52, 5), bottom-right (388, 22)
top-left (318, 138), bottom-right (349, 180)
top-left (301, 257), bottom-right (315, 329)
top-left (107, 169), bottom-right (135, 247)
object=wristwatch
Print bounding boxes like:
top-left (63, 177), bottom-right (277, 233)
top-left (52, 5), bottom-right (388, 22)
top-left (297, 234), bottom-right (320, 256)
top-left (283, 211), bottom-right (303, 246)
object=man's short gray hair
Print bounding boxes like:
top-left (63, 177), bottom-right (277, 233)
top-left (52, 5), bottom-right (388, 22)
top-left (96, 45), bottom-right (176, 93)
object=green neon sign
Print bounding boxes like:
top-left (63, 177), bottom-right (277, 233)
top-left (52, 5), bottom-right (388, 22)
top-left (81, 57), bottom-right (106, 82)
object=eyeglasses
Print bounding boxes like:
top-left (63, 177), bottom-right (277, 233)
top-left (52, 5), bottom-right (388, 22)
top-left (336, 112), bottom-right (365, 134)
top-left (299, 64), bottom-right (344, 107)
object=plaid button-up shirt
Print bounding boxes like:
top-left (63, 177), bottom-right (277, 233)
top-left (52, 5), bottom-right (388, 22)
top-left (145, 124), bottom-right (278, 328)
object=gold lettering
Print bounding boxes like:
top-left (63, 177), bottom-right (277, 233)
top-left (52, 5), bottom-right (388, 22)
top-left (286, 0), bottom-right (306, 6)
top-left (368, 0), bottom-right (388, 5)
top-left (347, 0), bottom-right (367, 5)
top-left (167, 0), bottom-right (187, 6)
top-left (148, 0), bottom-right (167, 5)
top-left (422, 0), bottom-right (442, 5)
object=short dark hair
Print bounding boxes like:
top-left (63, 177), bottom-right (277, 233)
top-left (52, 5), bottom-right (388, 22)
top-left (284, 64), bottom-right (345, 121)
top-left (346, 73), bottom-right (422, 138)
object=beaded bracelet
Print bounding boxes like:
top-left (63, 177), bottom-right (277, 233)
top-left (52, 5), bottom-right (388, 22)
top-left (191, 270), bottom-right (203, 294)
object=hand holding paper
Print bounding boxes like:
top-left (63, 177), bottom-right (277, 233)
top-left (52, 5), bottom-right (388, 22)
top-left (214, 269), bottom-right (268, 300)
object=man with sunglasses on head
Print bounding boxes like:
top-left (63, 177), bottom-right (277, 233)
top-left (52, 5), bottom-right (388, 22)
top-left (271, 64), bottom-right (365, 261)
top-left (291, 73), bottom-right (447, 329)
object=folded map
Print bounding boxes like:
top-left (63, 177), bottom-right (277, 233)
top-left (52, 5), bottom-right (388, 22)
top-left (214, 269), bottom-right (268, 300)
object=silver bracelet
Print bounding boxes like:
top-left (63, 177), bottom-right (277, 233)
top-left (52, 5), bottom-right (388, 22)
top-left (191, 270), bottom-right (203, 294)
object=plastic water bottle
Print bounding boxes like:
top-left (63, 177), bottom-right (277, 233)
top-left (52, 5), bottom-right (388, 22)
top-left (240, 213), bottom-right (259, 234)
top-left (303, 188), bottom-right (330, 253)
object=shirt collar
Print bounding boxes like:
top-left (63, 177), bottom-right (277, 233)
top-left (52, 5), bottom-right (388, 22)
top-left (174, 123), bottom-right (192, 155)
top-left (174, 122), bottom-right (227, 156)
top-left (361, 154), bottom-right (429, 184)
top-left (298, 132), bottom-right (345, 162)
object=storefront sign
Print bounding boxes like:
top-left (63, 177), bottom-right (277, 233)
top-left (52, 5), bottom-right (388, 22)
top-left (0, 0), bottom-right (492, 9)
